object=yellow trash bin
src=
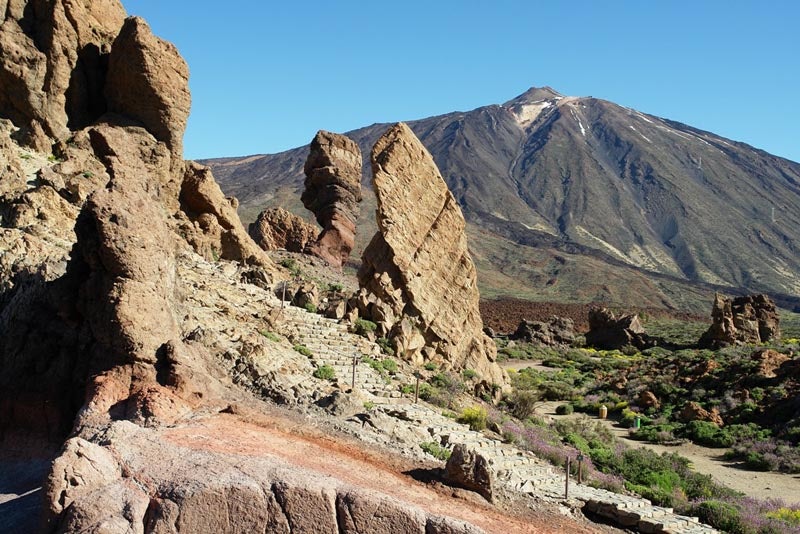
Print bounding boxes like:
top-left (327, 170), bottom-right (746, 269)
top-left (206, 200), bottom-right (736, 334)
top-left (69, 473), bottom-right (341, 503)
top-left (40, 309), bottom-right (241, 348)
top-left (599, 404), bottom-right (608, 419)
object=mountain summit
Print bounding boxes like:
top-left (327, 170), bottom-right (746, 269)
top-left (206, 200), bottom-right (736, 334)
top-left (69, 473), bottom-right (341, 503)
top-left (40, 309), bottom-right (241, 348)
top-left (205, 87), bottom-right (800, 311)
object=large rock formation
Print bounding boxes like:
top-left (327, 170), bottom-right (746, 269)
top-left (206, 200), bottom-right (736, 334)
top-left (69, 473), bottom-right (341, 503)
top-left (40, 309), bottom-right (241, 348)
top-left (302, 130), bottom-right (362, 268)
top-left (105, 15), bottom-right (191, 175)
top-left (0, 0), bottom-right (126, 148)
top-left (357, 123), bottom-right (506, 391)
top-left (585, 308), bottom-right (653, 350)
top-left (249, 206), bottom-right (318, 252)
top-left (699, 293), bottom-right (781, 349)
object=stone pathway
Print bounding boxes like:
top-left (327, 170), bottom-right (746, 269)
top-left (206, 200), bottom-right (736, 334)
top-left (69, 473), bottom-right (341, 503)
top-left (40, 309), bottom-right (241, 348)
top-left (276, 304), bottom-right (410, 400)
top-left (273, 302), bottom-right (719, 534)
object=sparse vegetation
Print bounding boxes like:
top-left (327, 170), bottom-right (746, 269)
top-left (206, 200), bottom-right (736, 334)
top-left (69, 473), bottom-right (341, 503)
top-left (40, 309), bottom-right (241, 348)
top-left (293, 344), bottom-right (312, 357)
top-left (313, 364), bottom-right (335, 380)
top-left (279, 258), bottom-right (301, 276)
top-left (376, 337), bottom-right (394, 355)
top-left (260, 330), bottom-right (281, 342)
top-left (423, 362), bottom-right (436, 371)
top-left (420, 441), bottom-right (451, 461)
top-left (353, 318), bottom-right (377, 337)
top-left (303, 302), bottom-right (317, 313)
top-left (457, 406), bottom-right (487, 431)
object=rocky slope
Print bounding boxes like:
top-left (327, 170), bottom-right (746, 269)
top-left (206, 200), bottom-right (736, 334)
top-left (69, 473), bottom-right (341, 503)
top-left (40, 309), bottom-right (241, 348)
top-left (205, 87), bottom-right (800, 312)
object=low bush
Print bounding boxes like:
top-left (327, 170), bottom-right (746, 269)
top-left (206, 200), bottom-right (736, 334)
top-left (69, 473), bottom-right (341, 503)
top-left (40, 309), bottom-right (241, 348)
top-left (462, 368), bottom-right (477, 380)
top-left (293, 344), bottom-right (312, 357)
top-left (354, 319), bottom-right (377, 336)
top-left (457, 406), bottom-right (488, 431)
top-left (260, 330), bottom-right (281, 342)
top-left (376, 337), bottom-right (394, 355)
top-left (303, 302), bottom-right (317, 313)
top-left (420, 441), bottom-right (451, 461)
top-left (279, 258), bottom-right (301, 276)
top-left (313, 364), bottom-right (335, 380)
top-left (556, 404), bottom-right (574, 415)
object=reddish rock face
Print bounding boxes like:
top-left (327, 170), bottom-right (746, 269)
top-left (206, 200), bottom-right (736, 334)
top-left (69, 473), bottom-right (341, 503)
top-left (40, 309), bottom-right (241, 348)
top-left (301, 130), bottom-right (362, 268)
top-left (249, 207), bottom-right (318, 253)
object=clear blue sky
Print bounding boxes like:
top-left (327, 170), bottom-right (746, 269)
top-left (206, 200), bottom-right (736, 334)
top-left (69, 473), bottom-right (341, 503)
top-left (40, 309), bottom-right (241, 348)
top-left (122, 1), bottom-right (799, 163)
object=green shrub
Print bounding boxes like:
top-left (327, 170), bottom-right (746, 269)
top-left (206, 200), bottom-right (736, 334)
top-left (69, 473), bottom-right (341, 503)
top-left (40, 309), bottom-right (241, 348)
top-left (683, 420), bottom-right (733, 448)
top-left (327, 282), bottom-right (344, 292)
top-left (303, 302), bottom-right (317, 313)
top-left (767, 507), bottom-right (800, 525)
top-left (363, 401), bottom-right (375, 411)
top-left (457, 406), bottom-right (488, 431)
top-left (313, 364), bottom-right (335, 380)
top-left (462, 368), bottom-right (477, 380)
top-left (293, 344), bottom-right (312, 357)
top-left (400, 384), bottom-right (414, 395)
top-left (556, 404), bottom-right (574, 415)
top-left (684, 501), bottom-right (745, 534)
top-left (279, 258), bottom-right (301, 276)
top-left (354, 319), bottom-right (377, 336)
top-left (260, 330), bottom-right (281, 342)
top-left (379, 358), bottom-right (398, 374)
top-left (420, 441), bottom-right (451, 461)
top-left (424, 362), bottom-right (436, 371)
top-left (376, 337), bottom-right (394, 355)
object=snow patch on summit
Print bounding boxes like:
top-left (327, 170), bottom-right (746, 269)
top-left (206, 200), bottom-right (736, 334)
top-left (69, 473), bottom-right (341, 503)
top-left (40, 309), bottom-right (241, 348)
top-left (509, 100), bottom-right (554, 127)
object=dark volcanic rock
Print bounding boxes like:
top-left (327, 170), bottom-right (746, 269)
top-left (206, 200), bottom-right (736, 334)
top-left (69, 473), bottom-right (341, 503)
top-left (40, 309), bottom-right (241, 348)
top-left (585, 307), bottom-right (653, 350)
top-left (511, 316), bottom-right (576, 347)
top-left (698, 293), bottom-right (781, 349)
top-left (302, 130), bottom-right (362, 268)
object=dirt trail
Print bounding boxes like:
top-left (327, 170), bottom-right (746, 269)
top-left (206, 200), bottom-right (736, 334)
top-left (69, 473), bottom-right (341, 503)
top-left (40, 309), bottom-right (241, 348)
top-left (165, 412), bottom-right (614, 534)
top-left (534, 402), bottom-right (800, 503)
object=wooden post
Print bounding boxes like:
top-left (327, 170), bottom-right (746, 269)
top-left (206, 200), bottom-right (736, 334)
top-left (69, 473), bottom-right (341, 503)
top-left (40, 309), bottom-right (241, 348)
top-left (414, 373), bottom-right (420, 404)
top-left (577, 454), bottom-right (584, 484)
top-left (352, 354), bottom-right (358, 390)
top-left (281, 282), bottom-right (286, 310)
top-left (565, 457), bottom-right (570, 499)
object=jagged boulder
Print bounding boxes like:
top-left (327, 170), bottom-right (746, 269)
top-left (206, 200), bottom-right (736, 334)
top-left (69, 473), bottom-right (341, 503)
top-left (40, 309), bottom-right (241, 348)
top-left (699, 293), bottom-right (781, 349)
top-left (0, 0), bottom-right (126, 147)
top-left (302, 130), bottom-right (362, 268)
top-left (249, 207), bottom-right (318, 252)
top-left (180, 161), bottom-right (280, 272)
top-left (511, 317), bottom-right (576, 347)
top-left (358, 123), bottom-right (506, 391)
top-left (444, 444), bottom-right (495, 502)
top-left (105, 16), bottom-right (190, 177)
top-left (585, 307), bottom-right (653, 350)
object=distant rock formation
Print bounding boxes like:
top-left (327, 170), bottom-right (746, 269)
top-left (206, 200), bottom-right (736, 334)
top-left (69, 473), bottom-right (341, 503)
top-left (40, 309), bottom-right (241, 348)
top-left (357, 123), bottom-right (506, 391)
top-left (511, 317), bottom-right (576, 347)
top-left (249, 207), bottom-right (318, 252)
top-left (585, 308), bottom-right (653, 350)
top-left (698, 293), bottom-right (781, 349)
top-left (302, 130), bottom-right (362, 268)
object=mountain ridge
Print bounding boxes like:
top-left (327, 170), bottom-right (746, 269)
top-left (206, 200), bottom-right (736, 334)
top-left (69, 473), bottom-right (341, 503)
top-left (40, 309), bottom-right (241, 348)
top-left (203, 87), bottom-right (800, 312)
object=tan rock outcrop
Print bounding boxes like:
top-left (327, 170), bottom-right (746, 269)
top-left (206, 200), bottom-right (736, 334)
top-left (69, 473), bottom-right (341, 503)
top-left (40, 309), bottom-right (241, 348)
top-left (249, 206), bottom-right (318, 252)
top-left (0, 0), bottom-right (125, 144)
top-left (678, 401), bottom-right (724, 427)
top-left (444, 444), bottom-right (495, 502)
top-left (358, 123), bottom-right (506, 391)
top-left (699, 293), bottom-right (781, 349)
top-left (180, 161), bottom-right (280, 273)
top-left (105, 16), bottom-right (190, 176)
top-left (302, 130), bottom-right (363, 267)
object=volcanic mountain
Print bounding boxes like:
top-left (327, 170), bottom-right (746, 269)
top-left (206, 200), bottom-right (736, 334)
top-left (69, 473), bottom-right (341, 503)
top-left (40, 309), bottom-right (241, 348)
top-left (204, 87), bottom-right (800, 312)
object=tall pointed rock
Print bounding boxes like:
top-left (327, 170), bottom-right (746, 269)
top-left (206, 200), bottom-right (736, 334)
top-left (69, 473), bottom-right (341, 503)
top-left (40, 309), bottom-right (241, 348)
top-left (358, 123), bottom-right (506, 391)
